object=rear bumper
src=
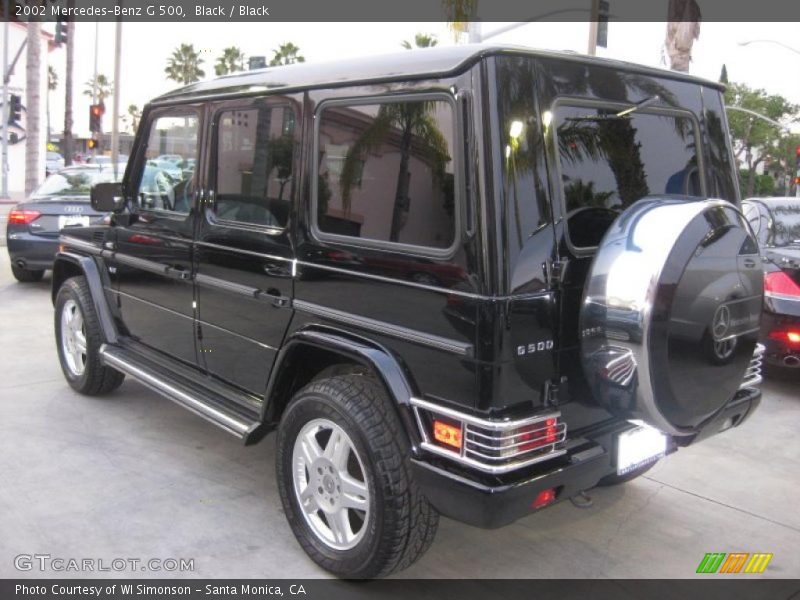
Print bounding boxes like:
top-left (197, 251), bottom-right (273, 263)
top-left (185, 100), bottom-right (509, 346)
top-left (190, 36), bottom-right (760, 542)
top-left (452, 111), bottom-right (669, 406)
top-left (412, 387), bottom-right (761, 529)
top-left (6, 230), bottom-right (59, 270)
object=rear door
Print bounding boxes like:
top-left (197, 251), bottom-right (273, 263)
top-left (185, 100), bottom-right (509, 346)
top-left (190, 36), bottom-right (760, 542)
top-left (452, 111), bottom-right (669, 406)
top-left (193, 96), bottom-right (299, 396)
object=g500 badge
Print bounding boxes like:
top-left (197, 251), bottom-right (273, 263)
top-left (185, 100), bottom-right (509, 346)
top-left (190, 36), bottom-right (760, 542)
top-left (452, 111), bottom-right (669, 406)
top-left (517, 340), bottom-right (554, 356)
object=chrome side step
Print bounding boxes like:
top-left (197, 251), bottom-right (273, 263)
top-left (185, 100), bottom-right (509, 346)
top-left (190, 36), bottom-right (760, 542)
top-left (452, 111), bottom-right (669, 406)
top-left (100, 344), bottom-right (261, 441)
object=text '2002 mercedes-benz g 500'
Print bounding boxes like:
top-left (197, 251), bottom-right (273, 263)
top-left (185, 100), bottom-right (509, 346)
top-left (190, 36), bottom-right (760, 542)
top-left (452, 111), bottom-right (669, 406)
top-left (52, 45), bottom-right (765, 578)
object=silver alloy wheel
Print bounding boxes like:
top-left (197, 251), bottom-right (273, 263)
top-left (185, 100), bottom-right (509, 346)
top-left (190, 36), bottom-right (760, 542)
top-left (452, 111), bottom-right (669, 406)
top-left (60, 299), bottom-right (87, 377)
top-left (292, 418), bottom-right (370, 551)
top-left (713, 337), bottom-right (737, 361)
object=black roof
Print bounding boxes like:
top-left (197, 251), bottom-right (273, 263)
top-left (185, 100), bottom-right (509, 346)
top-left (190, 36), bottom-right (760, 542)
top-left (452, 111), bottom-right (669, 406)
top-left (153, 44), bottom-right (724, 104)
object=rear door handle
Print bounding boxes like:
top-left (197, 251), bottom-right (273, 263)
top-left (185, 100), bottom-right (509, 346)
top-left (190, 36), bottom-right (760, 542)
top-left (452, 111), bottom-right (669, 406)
top-left (166, 265), bottom-right (191, 280)
top-left (256, 287), bottom-right (290, 308)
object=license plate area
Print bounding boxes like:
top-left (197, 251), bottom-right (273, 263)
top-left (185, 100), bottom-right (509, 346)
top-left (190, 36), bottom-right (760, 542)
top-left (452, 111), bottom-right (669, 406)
top-left (616, 425), bottom-right (667, 476)
top-left (58, 215), bottom-right (90, 230)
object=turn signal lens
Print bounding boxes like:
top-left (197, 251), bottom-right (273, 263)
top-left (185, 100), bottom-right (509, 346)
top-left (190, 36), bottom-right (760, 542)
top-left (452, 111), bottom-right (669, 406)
top-left (764, 271), bottom-right (800, 298)
top-left (432, 419), bottom-right (462, 450)
top-left (8, 209), bottom-right (41, 225)
top-left (532, 488), bottom-right (557, 509)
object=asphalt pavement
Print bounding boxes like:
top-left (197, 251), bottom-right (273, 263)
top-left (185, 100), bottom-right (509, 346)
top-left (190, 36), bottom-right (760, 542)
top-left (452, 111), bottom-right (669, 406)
top-left (0, 250), bottom-right (798, 579)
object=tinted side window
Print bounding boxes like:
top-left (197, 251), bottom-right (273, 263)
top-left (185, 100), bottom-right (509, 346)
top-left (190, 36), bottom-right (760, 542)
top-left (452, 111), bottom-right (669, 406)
top-left (316, 99), bottom-right (456, 250)
top-left (214, 105), bottom-right (295, 229)
top-left (554, 105), bottom-right (701, 248)
top-left (135, 113), bottom-right (199, 214)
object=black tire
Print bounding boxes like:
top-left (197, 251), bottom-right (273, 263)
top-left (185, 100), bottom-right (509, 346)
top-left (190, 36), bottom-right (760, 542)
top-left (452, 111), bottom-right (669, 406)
top-left (597, 460), bottom-right (657, 486)
top-left (54, 276), bottom-right (125, 395)
top-left (276, 374), bottom-right (438, 578)
top-left (11, 264), bottom-right (45, 282)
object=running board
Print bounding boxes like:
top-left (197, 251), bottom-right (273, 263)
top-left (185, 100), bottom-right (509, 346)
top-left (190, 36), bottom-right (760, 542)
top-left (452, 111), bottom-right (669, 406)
top-left (99, 344), bottom-right (262, 442)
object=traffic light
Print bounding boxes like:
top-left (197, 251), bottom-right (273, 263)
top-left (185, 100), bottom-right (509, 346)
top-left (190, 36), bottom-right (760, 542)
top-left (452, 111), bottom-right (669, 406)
top-left (54, 18), bottom-right (68, 45)
top-left (87, 138), bottom-right (97, 150)
top-left (597, 0), bottom-right (610, 48)
top-left (89, 104), bottom-right (104, 134)
top-left (8, 94), bottom-right (22, 124)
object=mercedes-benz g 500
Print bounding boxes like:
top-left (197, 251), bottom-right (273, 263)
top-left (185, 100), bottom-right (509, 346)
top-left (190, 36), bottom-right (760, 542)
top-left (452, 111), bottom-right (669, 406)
top-left (51, 45), bottom-right (764, 578)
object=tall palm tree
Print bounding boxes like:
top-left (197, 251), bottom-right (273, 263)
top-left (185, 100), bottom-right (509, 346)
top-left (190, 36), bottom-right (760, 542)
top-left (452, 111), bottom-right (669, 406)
top-left (215, 46), bottom-right (246, 76)
top-left (63, 19), bottom-right (75, 166)
top-left (401, 33), bottom-right (438, 49)
top-left (83, 74), bottom-right (113, 106)
top-left (25, 22), bottom-right (42, 196)
top-left (269, 42), bottom-right (305, 66)
top-left (339, 102), bottom-right (451, 242)
top-left (165, 43), bottom-right (205, 85)
top-left (665, 0), bottom-right (701, 72)
top-left (126, 104), bottom-right (142, 134)
top-left (47, 65), bottom-right (57, 142)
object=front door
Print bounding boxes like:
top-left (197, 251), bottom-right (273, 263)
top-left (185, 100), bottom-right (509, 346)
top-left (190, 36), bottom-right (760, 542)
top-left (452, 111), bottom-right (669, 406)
top-left (113, 106), bottom-right (203, 367)
top-left (193, 97), bottom-right (298, 396)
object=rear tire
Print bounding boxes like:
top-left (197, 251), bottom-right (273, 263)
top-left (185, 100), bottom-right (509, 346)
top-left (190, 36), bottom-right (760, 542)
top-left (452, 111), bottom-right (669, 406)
top-left (276, 374), bottom-right (438, 578)
top-left (55, 276), bottom-right (124, 395)
top-left (11, 264), bottom-right (45, 282)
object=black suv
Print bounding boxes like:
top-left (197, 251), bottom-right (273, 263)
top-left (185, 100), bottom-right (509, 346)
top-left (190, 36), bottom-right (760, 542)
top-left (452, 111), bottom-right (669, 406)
top-left (52, 45), bottom-right (765, 578)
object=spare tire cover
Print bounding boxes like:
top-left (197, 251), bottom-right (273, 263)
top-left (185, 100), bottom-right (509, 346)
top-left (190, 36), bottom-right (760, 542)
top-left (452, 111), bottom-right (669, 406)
top-left (580, 197), bottom-right (763, 436)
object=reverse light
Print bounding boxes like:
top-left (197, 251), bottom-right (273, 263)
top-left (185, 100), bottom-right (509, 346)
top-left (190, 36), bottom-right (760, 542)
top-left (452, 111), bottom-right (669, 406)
top-left (531, 488), bottom-right (557, 509)
top-left (432, 419), bottom-right (462, 450)
top-left (8, 209), bottom-right (41, 225)
top-left (764, 271), bottom-right (800, 299)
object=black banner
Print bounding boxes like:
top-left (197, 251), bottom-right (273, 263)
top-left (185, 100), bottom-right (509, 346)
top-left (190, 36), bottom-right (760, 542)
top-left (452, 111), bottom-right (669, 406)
top-left (3, 0), bottom-right (800, 23)
top-left (2, 580), bottom-right (800, 600)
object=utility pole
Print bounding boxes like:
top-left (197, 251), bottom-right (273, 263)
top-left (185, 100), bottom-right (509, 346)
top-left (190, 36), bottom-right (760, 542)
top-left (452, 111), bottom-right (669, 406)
top-left (2, 0), bottom-right (10, 199)
top-left (587, 0), bottom-right (600, 56)
top-left (110, 19), bottom-right (121, 180)
top-left (92, 21), bottom-right (98, 156)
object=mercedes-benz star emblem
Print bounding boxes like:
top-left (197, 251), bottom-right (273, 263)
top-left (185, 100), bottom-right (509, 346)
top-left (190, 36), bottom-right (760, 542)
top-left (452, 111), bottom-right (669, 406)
top-left (712, 304), bottom-right (731, 340)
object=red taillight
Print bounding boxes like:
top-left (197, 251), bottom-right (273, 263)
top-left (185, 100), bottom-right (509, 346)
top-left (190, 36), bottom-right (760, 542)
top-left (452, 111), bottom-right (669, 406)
top-left (531, 488), bottom-right (557, 509)
top-left (769, 330), bottom-right (800, 347)
top-left (517, 418), bottom-right (558, 451)
top-left (8, 209), bottom-right (41, 225)
top-left (764, 271), bottom-right (800, 299)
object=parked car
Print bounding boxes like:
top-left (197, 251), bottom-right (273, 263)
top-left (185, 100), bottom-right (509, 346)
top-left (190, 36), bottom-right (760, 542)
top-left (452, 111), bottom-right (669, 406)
top-left (742, 197), bottom-right (800, 370)
top-left (6, 165), bottom-right (122, 282)
top-left (52, 45), bottom-right (764, 578)
top-left (86, 154), bottom-right (129, 167)
top-left (45, 151), bottom-right (65, 176)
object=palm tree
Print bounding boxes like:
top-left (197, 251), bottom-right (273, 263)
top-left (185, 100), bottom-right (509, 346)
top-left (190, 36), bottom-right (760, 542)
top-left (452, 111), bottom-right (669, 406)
top-left (125, 104), bottom-right (142, 134)
top-left (47, 65), bottom-right (57, 142)
top-left (63, 19), bottom-right (75, 166)
top-left (339, 101), bottom-right (451, 242)
top-left (665, 0), bottom-right (701, 72)
top-left (401, 33), bottom-right (438, 49)
top-left (215, 46), bottom-right (246, 76)
top-left (83, 74), bottom-right (113, 106)
top-left (269, 42), bottom-right (305, 66)
top-left (165, 43), bottom-right (205, 85)
top-left (25, 22), bottom-right (42, 196)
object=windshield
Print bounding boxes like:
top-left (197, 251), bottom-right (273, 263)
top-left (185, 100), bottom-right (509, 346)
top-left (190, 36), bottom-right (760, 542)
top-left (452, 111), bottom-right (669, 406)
top-left (766, 201), bottom-right (800, 248)
top-left (34, 168), bottom-right (121, 197)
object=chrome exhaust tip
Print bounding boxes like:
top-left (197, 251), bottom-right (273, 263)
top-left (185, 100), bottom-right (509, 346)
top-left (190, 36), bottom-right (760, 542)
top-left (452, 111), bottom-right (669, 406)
top-left (783, 355), bottom-right (800, 368)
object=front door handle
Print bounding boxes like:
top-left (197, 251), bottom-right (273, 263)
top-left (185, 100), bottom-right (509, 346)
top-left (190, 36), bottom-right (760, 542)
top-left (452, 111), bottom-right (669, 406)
top-left (256, 287), bottom-right (290, 308)
top-left (166, 265), bottom-right (191, 280)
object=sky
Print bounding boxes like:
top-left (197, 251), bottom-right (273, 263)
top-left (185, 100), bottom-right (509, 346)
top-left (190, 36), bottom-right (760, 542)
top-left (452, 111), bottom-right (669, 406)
top-left (34, 21), bottom-right (800, 137)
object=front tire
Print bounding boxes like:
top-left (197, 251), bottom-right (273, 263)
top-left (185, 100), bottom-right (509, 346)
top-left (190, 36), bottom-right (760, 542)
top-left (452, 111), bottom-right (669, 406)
top-left (276, 374), bottom-right (438, 578)
top-left (11, 264), bottom-right (45, 282)
top-left (55, 276), bottom-right (124, 395)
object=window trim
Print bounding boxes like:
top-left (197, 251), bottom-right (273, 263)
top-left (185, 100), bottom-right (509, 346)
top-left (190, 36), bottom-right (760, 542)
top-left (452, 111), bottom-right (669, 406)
top-left (311, 92), bottom-right (463, 259)
top-left (129, 106), bottom-right (202, 219)
top-left (548, 96), bottom-right (707, 257)
top-left (207, 100), bottom-right (298, 234)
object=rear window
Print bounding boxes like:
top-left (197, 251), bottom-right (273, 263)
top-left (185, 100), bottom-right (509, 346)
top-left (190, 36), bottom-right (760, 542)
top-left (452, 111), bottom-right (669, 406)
top-left (766, 201), bottom-right (800, 248)
top-left (553, 104), bottom-right (702, 249)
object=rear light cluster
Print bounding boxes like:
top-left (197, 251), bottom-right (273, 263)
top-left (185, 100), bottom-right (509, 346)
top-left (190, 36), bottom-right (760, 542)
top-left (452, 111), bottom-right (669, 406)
top-left (764, 271), bottom-right (800, 300)
top-left (8, 209), bottom-right (41, 225)
top-left (411, 398), bottom-right (567, 474)
top-left (768, 330), bottom-right (800, 347)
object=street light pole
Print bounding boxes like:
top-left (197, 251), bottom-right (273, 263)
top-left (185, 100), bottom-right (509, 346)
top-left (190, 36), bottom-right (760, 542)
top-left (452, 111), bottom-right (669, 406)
top-left (110, 20), bottom-right (121, 180)
top-left (2, 0), bottom-right (10, 200)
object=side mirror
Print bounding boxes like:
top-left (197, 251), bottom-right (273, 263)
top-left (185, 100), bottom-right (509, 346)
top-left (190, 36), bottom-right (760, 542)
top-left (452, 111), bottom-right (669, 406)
top-left (91, 182), bottom-right (125, 212)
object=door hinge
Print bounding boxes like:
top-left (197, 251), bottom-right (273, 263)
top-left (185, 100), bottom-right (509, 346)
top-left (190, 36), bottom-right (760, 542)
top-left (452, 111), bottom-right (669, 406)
top-left (548, 260), bottom-right (565, 287)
